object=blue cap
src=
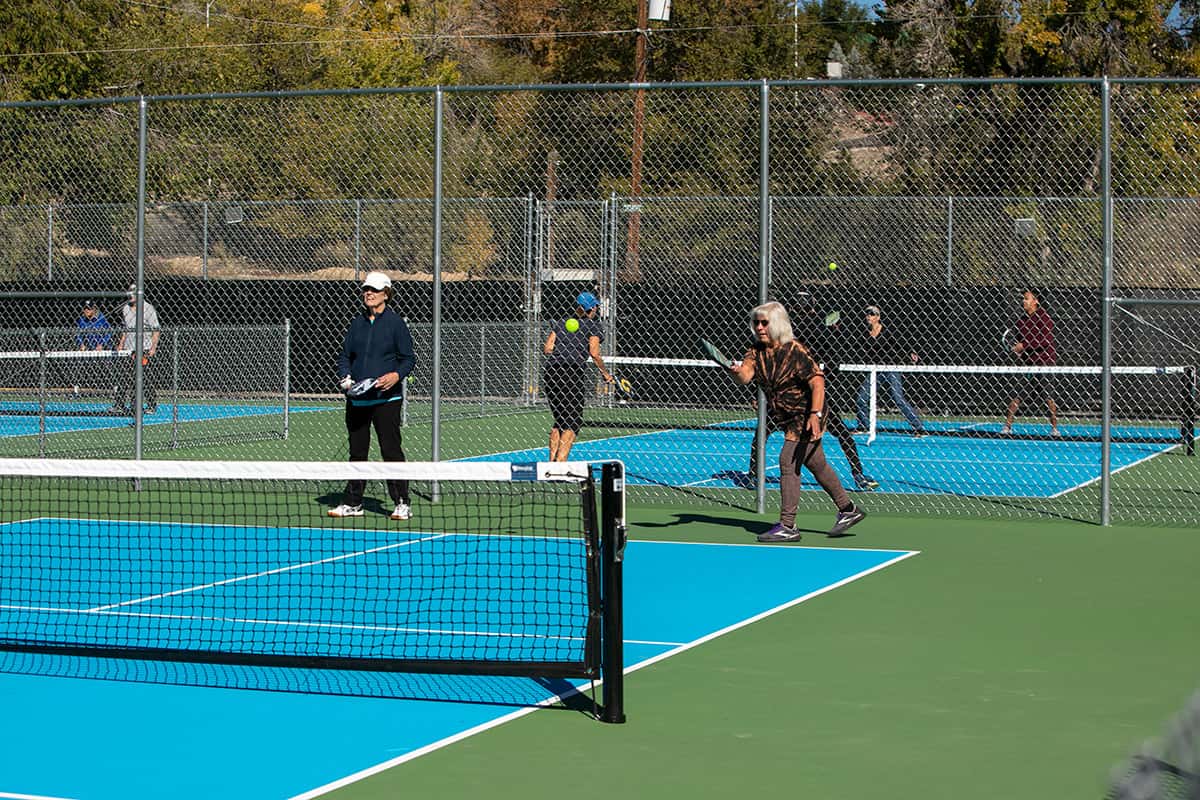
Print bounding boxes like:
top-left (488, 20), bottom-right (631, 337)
top-left (576, 291), bottom-right (600, 311)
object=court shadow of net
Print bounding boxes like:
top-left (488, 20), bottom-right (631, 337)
top-left (0, 651), bottom-right (599, 716)
top-left (637, 511), bottom-right (779, 539)
top-left (624, 468), bottom-right (776, 513)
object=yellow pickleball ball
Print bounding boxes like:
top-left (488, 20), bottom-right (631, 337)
top-left (828, 261), bottom-right (839, 271)
top-left (565, 318), bottom-right (580, 333)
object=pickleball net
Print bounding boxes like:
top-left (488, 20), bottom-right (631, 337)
top-left (843, 363), bottom-right (1197, 449)
top-left (0, 458), bottom-right (626, 721)
top-left (591, 357), bottom-right (1197, 450)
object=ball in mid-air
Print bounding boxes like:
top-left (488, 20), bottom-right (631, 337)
top-left (828, 261), bottom-right (838, 272)
top-left (565, 317), bottom-right (580, 333)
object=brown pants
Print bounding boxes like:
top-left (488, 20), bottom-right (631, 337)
top-left (779, 437), bottom-right (851, 528)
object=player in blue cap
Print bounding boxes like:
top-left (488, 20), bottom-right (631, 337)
top-left (541, 291), bottom-right (614, 460)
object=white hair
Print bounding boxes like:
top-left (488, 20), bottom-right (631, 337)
top-left (750, 301), bottom-right (793, 345)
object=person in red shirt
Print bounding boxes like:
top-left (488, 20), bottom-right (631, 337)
top-left (1003, 289), bottom-right (1059, 437)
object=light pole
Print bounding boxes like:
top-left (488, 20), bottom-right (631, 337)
top-left (627, 0), bottom-right (670, 281)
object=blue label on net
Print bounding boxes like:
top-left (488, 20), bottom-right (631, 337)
top-left (510, 462), bottom-right (538, 482)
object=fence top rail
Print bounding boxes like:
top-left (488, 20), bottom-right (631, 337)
top-left (13, 75), bottom-right (1200, 112)
top-left (5, 195), bottom-right (1200, 215)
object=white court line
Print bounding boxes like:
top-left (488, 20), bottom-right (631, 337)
top-left (0, 792), bottom-right (79, 800)
top-left (288, 545), bottom-right (919, 800)
top-left (87, 533), bottom-right (448, 612)
top-left (1047, 442), bottom-right (1183, 499)
top-left (459, 419), bottom-right (759, 464)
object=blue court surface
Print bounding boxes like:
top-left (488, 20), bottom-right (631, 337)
top-left (0, 520), bottom-right (915, 800)
top-left (0, 402), bottom-right (321, 438)
top-left (467, 417), bottom-right (1189, 498)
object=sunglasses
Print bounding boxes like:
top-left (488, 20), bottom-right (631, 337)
top-left (361, 286), bottom-right (384, 293)
top-left (752, 319), bottom-right (769, 327)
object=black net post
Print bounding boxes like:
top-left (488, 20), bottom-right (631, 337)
top-left (599, 460), bottom-right (627, 724)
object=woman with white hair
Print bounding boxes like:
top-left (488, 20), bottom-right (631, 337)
top-left (729, 301), bottom-right (866, 541)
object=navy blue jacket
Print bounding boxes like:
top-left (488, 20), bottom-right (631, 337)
top-left (337, 306), bottom-right (415, 405)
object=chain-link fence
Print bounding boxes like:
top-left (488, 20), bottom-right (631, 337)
top-left (0, 79), bottom-right (1197, 525)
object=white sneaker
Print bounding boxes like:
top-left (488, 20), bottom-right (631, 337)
top-left (1050, 427), bottom-right (1061, 438)
top-left (328, 503), bottom-right (363, 518)
top-left (1000, 424), bottom-right (1012, 435)
top-left (390, 502), bottom-right (412, 520)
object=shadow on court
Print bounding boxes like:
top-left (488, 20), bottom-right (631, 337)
top-left (0, 651), bottom-right (601, 714)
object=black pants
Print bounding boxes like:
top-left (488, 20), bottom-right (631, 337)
top-left (116, 353), bottom-right (157, 411)
top-left (343, 400), bottom-right (409, 505)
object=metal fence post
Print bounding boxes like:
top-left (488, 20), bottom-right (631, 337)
top-left (282, 318), bottom-right (291, 441)
top-left (171, 329), bottom-right (180, 449)
top-left (134, 96), bottom-right (148, 461)
top-left (1100, 77), bottom-right (1114, 526)
top-left (524, 191), bottom-right (535, 406)
top-left (354, 199), bottom-right (362, 281)
top-left (46, 204), bottom-right (54, 281)
top-left (37, 330), bottom-right (47, 457)
top-left (202, 201), bottom-right (209, 279)
top-left (756, 78), bottom-right (770, 515)
top-left (432, 87), bottom-right (444, 475)
top-left (946, 196), bottom-right (954, 287)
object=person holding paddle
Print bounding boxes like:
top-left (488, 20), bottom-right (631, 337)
top-left (113, 284), bottom-right (161, 415)
top-left (744, 294), bottom-right (879, 492)
top-left (854, 304), bottom-right (927, 437)
top-left (723, 301), bottom-right (866, 542)
top-left (542, 291), bottom-right (614, 461)
top-left (1002, 288), bottom-right (1059, 437)
top-left (328, 271), bottom-right (416, 521)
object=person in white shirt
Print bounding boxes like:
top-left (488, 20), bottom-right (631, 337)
top-left (113, 283), bottom-right (161, 415)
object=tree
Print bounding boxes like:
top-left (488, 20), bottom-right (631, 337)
top-left (0, 0), bottom-right (122, 101)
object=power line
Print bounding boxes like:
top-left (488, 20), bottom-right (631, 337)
top-left (0, 9), bottom-right (1127, 62)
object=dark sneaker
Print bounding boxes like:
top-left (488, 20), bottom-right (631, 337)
top-left (756, 523), bottom-right (802, 543)
top-left (853, 474), bottom-right (880, 491)
top-left (829, 505), bottom-right (867, 537)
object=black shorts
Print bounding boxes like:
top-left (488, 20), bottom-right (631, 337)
top-left (1014, 371), bottom-right (1055, 402)
top-left (543, 362), bottom-right (587, 433)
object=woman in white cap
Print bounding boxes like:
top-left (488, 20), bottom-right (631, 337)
top-left (541, 291), bottom-right (613, 461)
top-left (328, 271), bottom-right (417, 520)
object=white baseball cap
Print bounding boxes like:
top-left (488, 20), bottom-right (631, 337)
top-left (361, 271), bottom-right (392, 291)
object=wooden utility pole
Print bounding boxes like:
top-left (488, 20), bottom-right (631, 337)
top-left (626, 0), bottom-right (650, 282)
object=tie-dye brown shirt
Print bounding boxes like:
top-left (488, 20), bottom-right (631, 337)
top-left (745, 339), bottom-right (823, 438)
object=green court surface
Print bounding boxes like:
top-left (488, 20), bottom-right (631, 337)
top-left (320, 507), bottom-right (1200, 800)
top-left (11, 408), bottom-right (1198, 798)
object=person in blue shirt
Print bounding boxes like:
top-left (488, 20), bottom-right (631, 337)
top-left (328, 271), bottom-right (416, 521)
top-left (76, 299), bottom-right (112, 351)
top-left (542, 291), bottom-right (613, 461)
